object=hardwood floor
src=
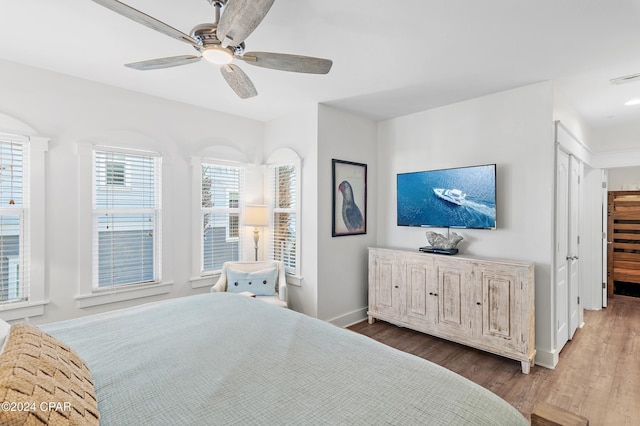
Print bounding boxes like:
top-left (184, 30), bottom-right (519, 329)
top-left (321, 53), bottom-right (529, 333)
top-left (348, 295), bottom-right (640, 425)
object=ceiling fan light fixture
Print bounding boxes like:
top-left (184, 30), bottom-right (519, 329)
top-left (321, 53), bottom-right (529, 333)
top-left (202, 46), bottom-right (234, 65)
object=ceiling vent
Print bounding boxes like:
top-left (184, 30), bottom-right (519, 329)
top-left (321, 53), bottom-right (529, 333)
top-left (610, 73), bottom-right (640, 85)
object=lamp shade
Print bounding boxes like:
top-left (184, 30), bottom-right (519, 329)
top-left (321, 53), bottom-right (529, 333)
top-left (242, 205), bottom-right (269, 227)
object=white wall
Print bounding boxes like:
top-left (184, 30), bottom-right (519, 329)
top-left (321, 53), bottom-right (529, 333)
top-left (591, 123), bottom-right (640, 153)
top-left (264, 106), bottom-right (319, 316)
top-left (317, 105), bottom-right (377, 325)
top-left (376, 82), bottom-right (557, 362)
top-left (608, 166), bottom-right (640, 190)
top-left (553, 86), bottom-right (593, 154)
top-left (0, 60), bottom-right (264, 324)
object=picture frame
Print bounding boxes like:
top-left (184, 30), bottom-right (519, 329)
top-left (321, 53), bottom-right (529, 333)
top-left (332, 159), bottom-right (367, 237)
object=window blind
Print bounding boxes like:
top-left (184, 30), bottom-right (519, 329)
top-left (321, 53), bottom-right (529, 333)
top-left (201, 162), bottom-right (244, 274)
top-left (93, 149), bottom-right (161, 288)
top-left (0, 140), bottom-right (28, 304)
top-left (268, 163), bottom-right (297, 274)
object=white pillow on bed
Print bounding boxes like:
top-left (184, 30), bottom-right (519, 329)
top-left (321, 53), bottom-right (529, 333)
top-left (0, 319), bottom-right (11, 354)
top-left (226, 267), bottom-right (278, 296)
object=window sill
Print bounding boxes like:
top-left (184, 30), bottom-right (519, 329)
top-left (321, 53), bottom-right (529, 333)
top-left (286, 275), bottom-right (303, 287)
top-left (75, 281), bottom-right (173, 308)
top-left (190, 274), bottom-right (220, 289)
top-left (0, 300), bottom-right (48, 321)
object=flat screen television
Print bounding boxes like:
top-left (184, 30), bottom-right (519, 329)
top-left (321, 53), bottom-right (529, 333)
top-left (397, 164), bottom-right (496, 229)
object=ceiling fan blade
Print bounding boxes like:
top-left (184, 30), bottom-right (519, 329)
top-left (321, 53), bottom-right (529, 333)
top-left (239, 52), bottom-right (333, 74)
top-left (220, 64), bottom-right (257, 99)
top-left (125, 55), bottom-right (202, 70)
top-left (91, 0), bottom-right (200, 47)
top-left (217, 0), bottom-right (275, 46)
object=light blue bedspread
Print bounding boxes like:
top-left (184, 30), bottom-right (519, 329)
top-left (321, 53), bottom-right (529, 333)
top-left (41, 293), bottom-right (528, 425)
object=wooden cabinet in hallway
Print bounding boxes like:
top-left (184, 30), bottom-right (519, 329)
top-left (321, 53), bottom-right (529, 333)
top-left (607, 190), bottom-right (640, 297)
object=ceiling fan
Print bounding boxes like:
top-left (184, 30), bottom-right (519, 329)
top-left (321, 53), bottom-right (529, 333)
top-left (91, 0), bottom-right (333, 98)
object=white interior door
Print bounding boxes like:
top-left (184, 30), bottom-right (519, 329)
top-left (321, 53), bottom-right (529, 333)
top-left (555, 148), bottom-right (569, 349)
top-left (601, 169), bottom-right (608, 308)
top-left (568, 155), bottom-right (580, 339)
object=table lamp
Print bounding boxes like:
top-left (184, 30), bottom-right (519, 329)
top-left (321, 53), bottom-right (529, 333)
top-left (242, 204), bottom-right (269, 261)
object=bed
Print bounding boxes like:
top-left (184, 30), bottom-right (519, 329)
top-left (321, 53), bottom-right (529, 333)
top-left (2, 293), bottom-right (529, 425)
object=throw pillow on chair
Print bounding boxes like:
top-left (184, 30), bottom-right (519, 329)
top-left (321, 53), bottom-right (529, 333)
top-left (225, 267), bottom-right (278, 296)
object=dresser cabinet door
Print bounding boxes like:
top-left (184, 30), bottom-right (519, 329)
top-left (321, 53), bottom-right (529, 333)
top-left (474, 264), bottom-right (524, 352)
top-left (434, 259), bottom-right (473, 338)
top-left (404, 255), bottom-right (436, 323)
top-left (369, 251), bottom-right (402, 319)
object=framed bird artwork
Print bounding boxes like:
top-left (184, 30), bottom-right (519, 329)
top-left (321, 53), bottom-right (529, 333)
top-left (332, 159), bottom-right (367, 237)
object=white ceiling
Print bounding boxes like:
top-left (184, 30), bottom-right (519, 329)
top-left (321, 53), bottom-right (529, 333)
top-left (2, 0), bottom-right (640, 133)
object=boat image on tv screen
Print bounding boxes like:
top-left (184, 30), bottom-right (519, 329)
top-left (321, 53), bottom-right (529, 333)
top-left (397, 164), bottom-right (496, 229)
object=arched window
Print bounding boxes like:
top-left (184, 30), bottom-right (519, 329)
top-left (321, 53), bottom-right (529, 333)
top-left (266, 149), bottom-right (300, 277)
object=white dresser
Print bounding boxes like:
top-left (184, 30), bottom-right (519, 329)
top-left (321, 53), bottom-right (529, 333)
top-left (368, 247), bottom-right (535, 373)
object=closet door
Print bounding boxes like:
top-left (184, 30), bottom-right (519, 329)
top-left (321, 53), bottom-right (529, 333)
top-left (555, 148), bottom-right (569, 350)
top-left (556, 148), bottom-right (581, 348)
top-left (602, 169), bottom-right (608, 308)
top-left (567, 155), bottom-right (580, 340)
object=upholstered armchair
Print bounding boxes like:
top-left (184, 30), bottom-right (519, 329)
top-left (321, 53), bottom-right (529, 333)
top-left (211, 260), bottom-right (288, 308)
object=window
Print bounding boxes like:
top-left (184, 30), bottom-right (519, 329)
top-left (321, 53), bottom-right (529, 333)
top-left (201, 162), bottom-right (244, 274)
top-left (105, 158), bottom-right (126, 187)
top-left (0, 131), bottom-right (47, 320)
top-left (228, 191), bottom-right (239, 239)
top-left (93, 148), bottom-right (161, 288)
top-left (0, 140), bottom-right (27, 303)
top-left (267, 159), bottom-right (300, 276)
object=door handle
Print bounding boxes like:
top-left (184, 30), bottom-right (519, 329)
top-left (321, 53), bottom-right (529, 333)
top-left (566, 255), bottom-right (579, 260)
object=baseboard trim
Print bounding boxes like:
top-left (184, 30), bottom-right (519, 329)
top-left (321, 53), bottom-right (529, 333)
top-left (328, 307), bottom-right (368, 328)
top-left (534, 348), bottom-right (559, 370)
